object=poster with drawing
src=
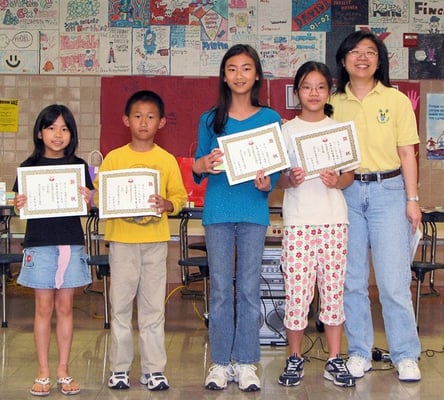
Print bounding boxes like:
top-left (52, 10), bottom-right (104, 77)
top-left (170, 25), bottom-right (201, 76)
top-left (409, 34), bottom-right (444, 79)
top-left (426, 93), bottom-right (444, 160)
top-left (99, 28), bottom-right (132, 75)
top-left (0, 1), bottom-right (59, 29)
top-left (132, 26), bottom-right (170, 75)
top-left (409, 0), bottom-right (444, 33)
top-left (369, 0), bottom-right (409, 24)
top-left (0, 29), bottom-right (39, 74)
top-left (60, 1), bottom-right (108, 34)
top-left (59, 34), bottom-right (100, 74)
top-left (228, 0), bottom-right (258, 42)
top-left (109, 0), bottom-right (151, 28)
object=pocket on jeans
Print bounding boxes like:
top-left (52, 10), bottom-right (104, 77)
top-left (22, 249), bottom-right (36, 269)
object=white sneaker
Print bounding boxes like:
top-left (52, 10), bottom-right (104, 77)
top-left (397, 359), bottom-right (421, 382)
top-left (346, 356), bottom-right (372, 378)
top-left (205, 364), bottom-right (234, 390)
top-left (233, 364), bottom-right (260, 392)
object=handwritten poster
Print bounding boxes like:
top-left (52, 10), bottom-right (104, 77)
top-left (426, 93), bottom-right (444, 160)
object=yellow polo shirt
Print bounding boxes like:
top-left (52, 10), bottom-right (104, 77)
top-left (330, 81), bottom-right (419, 173)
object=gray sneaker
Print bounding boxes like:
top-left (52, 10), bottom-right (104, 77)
top-left (324, 356), bottom-right (356, 387)
top-left (278, 355), bottom-right (304, 386)
top-left (140, 372), bottom-right (169, 391)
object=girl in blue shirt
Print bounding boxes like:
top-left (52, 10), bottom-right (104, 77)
top-left (193, 44), bottom-right (281, 392)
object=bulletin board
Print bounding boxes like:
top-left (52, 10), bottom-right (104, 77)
top-left (100, 76), bottom-right (219, 157)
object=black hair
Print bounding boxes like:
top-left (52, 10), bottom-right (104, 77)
top-left (124, 90), bottom-right (165, 118)
top-left (28, 104), bottom-right (78, 164)
top-left (208, 44), bottom-right (265, 134)
top-left (293, 61), bottom-right (334, 117)
top-left (335, 30), bottom-right (391, 93)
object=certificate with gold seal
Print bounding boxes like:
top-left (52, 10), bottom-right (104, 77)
top-left (17, 164), bottom-right (87, 219)
top-left (99, 168), bottom-right (160, 219)
top-left (289, 121), bottom-right (361, 179)
top-left (217, 122), bottom-right (290, 186)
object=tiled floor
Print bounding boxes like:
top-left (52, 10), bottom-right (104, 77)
top-left (1, 246), bottom-right (444, 400)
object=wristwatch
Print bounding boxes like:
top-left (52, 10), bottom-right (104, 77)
top-left (406, 196), bottom-right (419, 202)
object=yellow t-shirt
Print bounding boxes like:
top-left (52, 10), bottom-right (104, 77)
top-left (94, 144), bottom-right (187, 243)
top-left (330, 81), bottom-right (419, 173)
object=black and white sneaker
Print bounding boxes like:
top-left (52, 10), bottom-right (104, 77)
top-left (324, 356), bottom-right (356, 387)
top-left (278, 355), bottom-right (304, 386)
top-left (140, 372), bottom-right (169, 391)
top-left (108, 371), bottom-right (130, 389)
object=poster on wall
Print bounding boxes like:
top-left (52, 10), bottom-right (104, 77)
top-left (292, 0), bottom-right (332, 32)
top-left (426, 93), bottom-right (444, 160)
top-left (409, 0), bottom-right (444, 33)
top-left (408, 34), bottom-right (444, 80)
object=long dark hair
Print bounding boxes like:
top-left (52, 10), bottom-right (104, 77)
top-left (294, 61), bottom-right (334, 117)
top-left (335, 30), bottom-right (391, 93)
top-left (207, 44), bottom-right (265, 134)
top-left (27, 104), bottom-right (79, 164)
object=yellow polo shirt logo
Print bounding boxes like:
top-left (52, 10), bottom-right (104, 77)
top-left (377, 109), bottom-right (390, 124)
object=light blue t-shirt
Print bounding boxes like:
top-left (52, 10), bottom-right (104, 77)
top-left (194, 107), bottom-right (281, 226)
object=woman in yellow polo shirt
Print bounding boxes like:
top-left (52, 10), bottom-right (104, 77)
top-left (330, 31), bottom-right (421, 383)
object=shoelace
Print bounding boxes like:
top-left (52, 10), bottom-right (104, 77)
top-left (286, 358), bottom-right (303, 374)
top-left (331, 358), bottom-right (351, 375)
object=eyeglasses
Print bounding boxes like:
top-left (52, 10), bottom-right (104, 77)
top-left (298, 84), bottom-right (329, 93)
top-left (348, 49), bottom-right (378, 58)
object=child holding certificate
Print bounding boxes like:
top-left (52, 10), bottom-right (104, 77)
top-left (277, 61), bottom-right (355, 388)
top-left (93, 90), bottom-right (187, 391)
top-left (13, 104), bottom-right (93, 396)
top-left (192, 44), bottom-right (281, 392)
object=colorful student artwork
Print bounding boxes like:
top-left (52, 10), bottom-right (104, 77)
top-left (0, 1), bottom-right (443, 78)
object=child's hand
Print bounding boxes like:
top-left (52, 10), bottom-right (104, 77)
top-left (14, 193), bottom-right (27, 210)
top-left (194, 148), bottom-right (224, 175)
top-left (254, 170), bottom-right (271, 192)
top-left (149, 194), bottom-right (173, 214)
top-left (79, 186), bottom-right (91, 203)
top-left (288, 167), bottom-right (305, 187)
top-left (319, 169), bottom-right (339, 188)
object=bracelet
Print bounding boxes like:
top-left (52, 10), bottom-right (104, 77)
top-left (406, 196), bottom-right (419, 202)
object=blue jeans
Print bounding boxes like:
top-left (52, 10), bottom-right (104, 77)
top-left (343, 175), bottom-right (420, 364)
top-left (205, 222), bottom-right (267, 365)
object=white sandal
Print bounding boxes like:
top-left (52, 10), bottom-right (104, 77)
top-left (30, 377), bottom-right (51, 397)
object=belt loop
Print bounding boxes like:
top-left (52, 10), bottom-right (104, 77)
top-left (377, 172), bottom-right (381, 183)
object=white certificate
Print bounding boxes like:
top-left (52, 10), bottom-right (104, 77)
top-left (99, 168), bottom-right (160, 219)
top-left (290, 121), bottom-right (361, 179)
top-left (17, 164), bottom-right (87, 219)
top-left (217, 122), bottom-right (290, 185)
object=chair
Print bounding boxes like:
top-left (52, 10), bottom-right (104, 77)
top-left (87, 254), bottom-right (110, 329)
top-left (177, 208), bottom-right (209, 325)
top-left (0, 253), bottom-right (23, 328)
top-left (411, 210), bottom-right (444, 329)
top-left (85, 207), bottom-right (110, 329)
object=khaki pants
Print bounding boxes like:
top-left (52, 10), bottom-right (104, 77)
top-left (108, 241), bottom-right (168, 374)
